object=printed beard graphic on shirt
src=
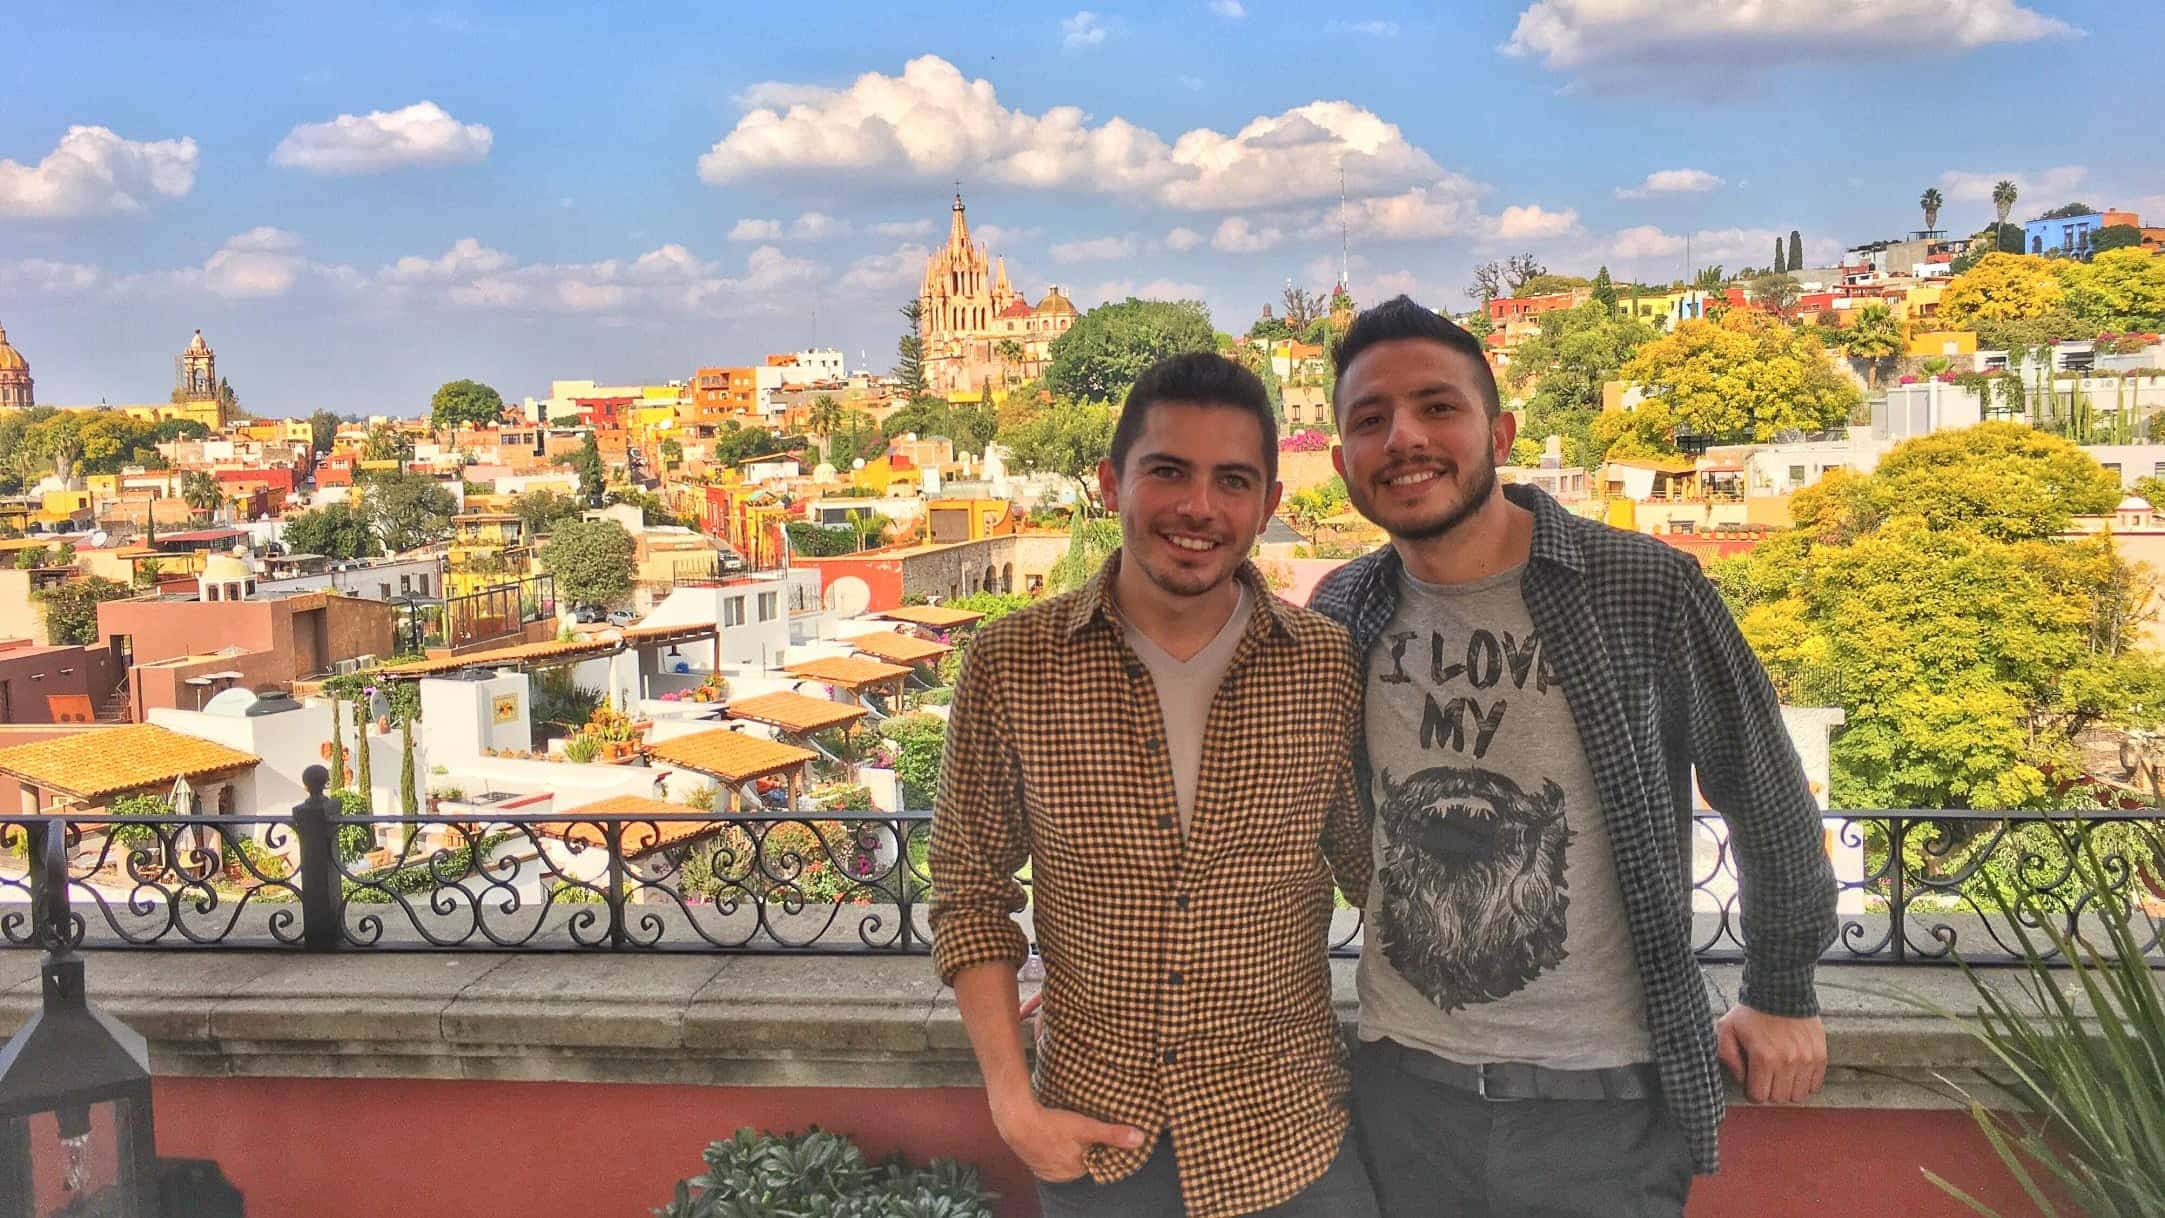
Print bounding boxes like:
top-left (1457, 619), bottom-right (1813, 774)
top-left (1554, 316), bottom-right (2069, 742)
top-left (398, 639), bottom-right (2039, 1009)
top-left (1375, 766), bottom-right (1572, 1011)
top-left (1372, 624), bottom-right (1573, 1011)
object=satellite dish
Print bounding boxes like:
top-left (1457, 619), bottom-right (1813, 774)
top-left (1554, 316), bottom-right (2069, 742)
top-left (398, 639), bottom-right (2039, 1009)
top-left (89, 530), bottom-right (110, 548)
top-left (823, 576), bottom-right (872, 618)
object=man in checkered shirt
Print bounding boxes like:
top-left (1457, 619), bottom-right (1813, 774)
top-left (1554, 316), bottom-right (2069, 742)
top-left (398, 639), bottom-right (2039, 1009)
top-left (931, 353), bottom-right (1380, 1217)
top-left (1309, 296), bottom-right (1839, 1217)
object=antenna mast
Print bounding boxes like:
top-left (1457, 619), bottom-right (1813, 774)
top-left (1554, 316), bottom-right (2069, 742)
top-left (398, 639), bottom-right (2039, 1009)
top-left (1338, 160), bottom-right (1350, 291)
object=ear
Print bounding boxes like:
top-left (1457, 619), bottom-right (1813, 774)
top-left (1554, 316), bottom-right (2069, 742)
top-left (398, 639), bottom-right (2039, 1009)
top-left (1330, 444), bottom-right (1347, 482)
top-left (1096, 457), bottom-right (1120, 513)
top-left (1261, 478), bottom-right (1284, 525)
top-left (1490, 408), bottom-right (1518, 468)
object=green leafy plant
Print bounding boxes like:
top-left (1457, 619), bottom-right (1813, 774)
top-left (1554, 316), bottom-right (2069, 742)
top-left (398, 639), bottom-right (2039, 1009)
top-left (562, 734), bottom-right (602, 764)
top-left (652, 1127), bottom-right (995, 1218)
top-left (1894, 820), bottom-right (2165, 1216)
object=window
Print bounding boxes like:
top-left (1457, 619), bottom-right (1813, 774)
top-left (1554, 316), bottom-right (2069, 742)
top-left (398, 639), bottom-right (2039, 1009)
top-left (400, 574), bottom-right (412, 594)
top-left (2151, 462), bottom-right (2165, 478)
top-left (757, 591), bottom-right (777, 621)
top-left (724, 597), bottom-right (745, 627)
top-left (1788, 465), bottom-right (1807, 486)
top-left (2102, 463), bottom-right (2121, 477)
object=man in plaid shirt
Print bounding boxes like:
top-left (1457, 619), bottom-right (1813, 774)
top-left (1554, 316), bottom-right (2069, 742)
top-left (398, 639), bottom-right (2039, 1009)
top-left (931, 353), bottom-right (1379, 1217)
top-left (1309, 296), bottom-right (1839, 1217)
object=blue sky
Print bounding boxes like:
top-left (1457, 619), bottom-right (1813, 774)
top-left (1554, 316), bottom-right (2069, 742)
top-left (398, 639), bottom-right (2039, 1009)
top-left (5, 0), bottom-right (2157, 415)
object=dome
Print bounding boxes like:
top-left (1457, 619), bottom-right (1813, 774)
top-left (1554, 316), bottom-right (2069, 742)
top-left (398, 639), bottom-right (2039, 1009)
top-left (185, 328), bottom-right (213, 354)
top-left (202, 553), bottom-right (249, 583)
top-left (0, 323), bottom-right (26, 374)
top-left (1034, 288), bottom-right (1076, 316)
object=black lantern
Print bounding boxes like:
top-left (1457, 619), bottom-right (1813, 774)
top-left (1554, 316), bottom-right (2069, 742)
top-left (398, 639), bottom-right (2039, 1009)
top-left (0, 821), bottom-right (160, 1218)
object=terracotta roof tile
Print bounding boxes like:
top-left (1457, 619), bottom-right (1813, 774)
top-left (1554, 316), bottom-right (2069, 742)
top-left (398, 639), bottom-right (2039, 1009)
top-left (646, 729), bottom-right (815, 783)
top-left (784, 656), bottom-right (914, 689)
top-left (726, 691), bottom-right (869, 735)
top-left (847, 632), bottom-right (952, 665)
top-left (540, 795), bottom-right (724, 857)
top-left (0, 724), bottom-right (260, 802)
top-left (378, 637), bottom-right (620, 677)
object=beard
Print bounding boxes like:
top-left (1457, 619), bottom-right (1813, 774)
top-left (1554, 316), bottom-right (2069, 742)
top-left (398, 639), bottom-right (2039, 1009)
top-left (1344, 440), bottom-right (1500, 545)
top-left (1122, 516), bottom-right (1242, 599)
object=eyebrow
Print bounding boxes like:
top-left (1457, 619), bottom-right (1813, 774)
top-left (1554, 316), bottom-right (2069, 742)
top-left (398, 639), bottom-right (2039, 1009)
top-left (1345, 382), bottom-right (1465, 413)
top-left (1138, 451), bottom-right (1266, 481)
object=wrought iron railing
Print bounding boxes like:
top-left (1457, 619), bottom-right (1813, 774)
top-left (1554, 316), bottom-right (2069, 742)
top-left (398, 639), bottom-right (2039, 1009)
top-left (4, 780), bottom-right (2160, 965)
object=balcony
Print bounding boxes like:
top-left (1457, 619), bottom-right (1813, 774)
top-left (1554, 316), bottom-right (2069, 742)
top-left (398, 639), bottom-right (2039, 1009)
top-left (4, 800), bottom-right (2155, 1217)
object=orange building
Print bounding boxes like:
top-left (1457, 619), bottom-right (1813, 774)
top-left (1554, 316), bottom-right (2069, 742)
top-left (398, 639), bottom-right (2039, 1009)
top-left (688, 367), bottom-right (758, 427)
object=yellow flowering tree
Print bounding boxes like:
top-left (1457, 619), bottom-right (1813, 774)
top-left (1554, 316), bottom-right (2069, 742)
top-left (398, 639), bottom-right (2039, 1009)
top-left (1596, 311), bottom-right (1860, 454)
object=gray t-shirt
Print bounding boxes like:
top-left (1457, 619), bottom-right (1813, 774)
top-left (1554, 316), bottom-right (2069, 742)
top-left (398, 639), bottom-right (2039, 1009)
top-left (1357, 564), bottom-right (1653, 1068)
top-left (1123, 584), bottom-right (1253, 837)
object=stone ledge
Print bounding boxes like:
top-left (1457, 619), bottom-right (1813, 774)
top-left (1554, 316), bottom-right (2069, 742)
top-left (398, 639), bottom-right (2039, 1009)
top-left (0, 950), bottom-right (2039, 1108)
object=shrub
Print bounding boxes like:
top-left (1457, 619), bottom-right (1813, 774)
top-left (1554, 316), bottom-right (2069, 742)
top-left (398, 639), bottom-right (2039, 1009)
top-left (652, 1127), bottom-right (994, 1218)
top-left (563, 735), bottom-right (602, 764)
top-left (878, 713), bottom-right (946, 809)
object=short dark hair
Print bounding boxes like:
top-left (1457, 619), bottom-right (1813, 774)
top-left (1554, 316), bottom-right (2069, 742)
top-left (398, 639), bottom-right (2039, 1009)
top-left (1331, 294), bottom-right (1500, 418)
top-left (1110, 351), bottom-right (1279, 483)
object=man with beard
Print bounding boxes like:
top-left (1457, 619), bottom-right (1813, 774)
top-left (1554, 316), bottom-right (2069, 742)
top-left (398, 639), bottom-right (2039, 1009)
top-left (1310, 297), bottom-right (1838, 1217)
top-left (932, 352), bottom-right (1378, 1218)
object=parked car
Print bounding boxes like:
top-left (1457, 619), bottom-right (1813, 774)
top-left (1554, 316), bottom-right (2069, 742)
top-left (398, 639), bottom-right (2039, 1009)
top-left (606, 608), bottom-right (639, 627)
top-left (572, 605), bottom-right (604, 623)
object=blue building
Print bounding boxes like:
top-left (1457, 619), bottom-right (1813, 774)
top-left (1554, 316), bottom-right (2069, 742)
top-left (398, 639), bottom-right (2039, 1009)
top-left (2023, 212), bottom-right (2103, 256)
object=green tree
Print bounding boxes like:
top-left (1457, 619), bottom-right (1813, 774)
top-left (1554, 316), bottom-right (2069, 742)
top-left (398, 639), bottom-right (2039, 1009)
top-left (1246, 315), bottom-right (1295, 342)
top-left (574, 432), bottom-right (605, 505)
top-left (993, 338), bottom-right (1025, 386)
top-left (28, 413), bottom-right (85, 483)
top-left (1283, 476), bottom-right (1350, 538)
top-left (823, 410), bottom-right (883, 468)
top-left (36, 575), bottom-right (131, 646)
top-left (1692, 265), bottom-right (1729, 293)
top-left (806, 394), bottom-right (846, 453)
top-left (2040, 202), bottom-right (2096, 220)
top-left (659, 437), bottom-right (683, 468)
top-left (879, 396), bottom-right (948, 441)
top-left (353, 696), bottom-right (372, 811)
top-left (2057, 248), bottom-right (2165, 331)
top-left (308, 409), bottom-right (341, 454)
top-left (181, 471), bottom-right (222, 521)
top-left (539, 517), bottom-right (636, 608)
top-left (1506, 302), bottom-right (1659, 469)
top-left (1719, 425), bottom-right (2145, 810)
top-left (894, 300), bottom-right (927, 398)
top-left (1773, 238), bottom-right (1787, 274)
top-left (14, 546), bottom-right (46, 570)
top-left (430, 379), bottom-right (506, 429)
top-left (1589, 266), bottom-right (1618, 314)
top-left (2090, 224), bottom-right (2144, 254)
top-left (1788, 230), bottom-right (1804, 273)
top-left (1837, 303), bottom-right (1905, 388)
top-left (388, 681), bottom-right (422, 825)
top-left (1045, 298), bottom-right (1215, 402)
top-left (1046, 507), bottom-right (1122, 593)
top-left (1940, 253), bottom-right (2067, 337)
top-left (1920, 186), bottom-right (1944, 231)
top-left (711, 422), bottom-right (781, 466)
top-left (510, 488), bottom-right (583, 537)
top-left (1746, 271), bottom-right (1800, 316)
top-left (361, 423), bottom-right (411, 465)
top-left (1513, 273), bottom-right (1591, 297)
top-left (1600, 311), bottom-right (1860, 453)
top-left (281, 503), bottom-right (380, 560)
top-left (360, 470), bottom-right (458, 552)
top-left (998, 399), bottom-right (1115, 502)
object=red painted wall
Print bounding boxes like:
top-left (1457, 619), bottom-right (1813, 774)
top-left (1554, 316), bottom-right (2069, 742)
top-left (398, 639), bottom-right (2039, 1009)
top-left (146, 1076), bottom-right (2036, 1218)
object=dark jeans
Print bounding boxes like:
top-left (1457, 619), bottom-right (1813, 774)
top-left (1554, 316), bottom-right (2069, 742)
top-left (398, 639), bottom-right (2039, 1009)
top-left (1351, 1041), bottom-right (1692, 1218)
top-left (1036, 1130), bottom-right (1378, 1218)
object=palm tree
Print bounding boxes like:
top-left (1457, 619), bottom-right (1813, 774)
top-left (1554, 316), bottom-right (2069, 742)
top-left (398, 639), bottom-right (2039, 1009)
top-left (1839, 304), bottom-right (1905, 389)
top-left (993, 339), bottom-right (1025, 387)
top-left (181, 471), bottom-right (221, 522)
top-left (1992, 179), bottom-right (2019, 228)
top-left (806, 394), bottom-right (844, 458)
top-left (1919, 187), bottom-right (1944, 232)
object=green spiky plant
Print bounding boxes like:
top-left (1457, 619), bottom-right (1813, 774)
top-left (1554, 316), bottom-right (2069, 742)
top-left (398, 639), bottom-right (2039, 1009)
top-left (654, 1127), bottom-right (994, 1218)
top-left (1900, 819), bottom-right (2165, 1216)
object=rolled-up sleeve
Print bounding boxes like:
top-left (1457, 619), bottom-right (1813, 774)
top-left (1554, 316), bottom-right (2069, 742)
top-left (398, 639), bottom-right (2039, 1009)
top-left (1321, 651), bottom-right (1372, 910)
top-left (928, 630), bottom-right (1032, 985)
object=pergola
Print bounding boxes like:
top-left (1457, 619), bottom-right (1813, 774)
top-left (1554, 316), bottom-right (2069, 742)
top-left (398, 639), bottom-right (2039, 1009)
top-left (782, 656), bottom-right (913, 711)
top-left (726, 690), bottom-right (870, 738)
top-left (0, 724), bottom-right (260, 814)
top-left (874, 604), bottom-right (985, 632)
top-left (646, 729), bottom-right (817, 813)
top-left (374, 636), bottom-right (621, 679)
top-left (539, 794), bottom-right (728, 858)
top-left (845, 631), bottom-right (952, 668)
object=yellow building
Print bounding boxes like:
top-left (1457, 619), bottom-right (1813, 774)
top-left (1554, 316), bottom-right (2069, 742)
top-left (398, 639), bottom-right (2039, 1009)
top-left (924, 498), bottom-right (1014, 545)
top-left (36, 489), bottom-right (92, 528)
top-left (849, 456), bottom-right (920, 497)
top-left (445, 512), bottom-right (530, 598)
top-left (1905, 329), bottom-right (1978, 358)
top-left (918, 194), bottom-right (1077, 392)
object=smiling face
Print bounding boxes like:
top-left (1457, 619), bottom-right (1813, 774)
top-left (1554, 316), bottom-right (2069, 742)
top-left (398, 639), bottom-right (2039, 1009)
top-left (1333, 337), bottom-right (1515, 543)
top-left (1099, 400), bottom-right (1283, 599)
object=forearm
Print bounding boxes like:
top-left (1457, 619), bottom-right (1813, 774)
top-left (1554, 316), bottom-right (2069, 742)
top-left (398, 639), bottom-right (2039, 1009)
top-left (953, 961), bottom-right (1035, 1117)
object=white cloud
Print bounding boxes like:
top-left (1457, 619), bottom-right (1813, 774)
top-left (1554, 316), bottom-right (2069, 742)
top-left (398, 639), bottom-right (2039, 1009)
top-left (271, 101), bottom-right (492, 174)
top-left (1178, 75), bottom-right (1205, 92)
top-left (1165, 226), bottom-right (1204, 252)
top-left (1049, 235), bottom-right (1137, 263)
top-left (840, 243), bottom-right (932, 294)
top-left (1936, 165), bottom-right (2089, 207)
top-left (1209, 0), bottom-right (1246, 16)
top-left (729, 212), bottom-right (849, 242)
top-left (1364, 269), bottom-right (1420, 302)
top-left (0, 258), bottom-right (106, 295)
top-left (976, 223), bottom-right (1041, 248)
top-left (0, 125), bottom-right (198, 218)
top-left (1616, 168), bottom-right (1724, 199)
top-left (1507, 0), bottom-right (2076, 74)
top-left (1062, 11), bottom-right (1109, 48)
top-left (1212, 216), bottom-right (1284, 253)
top-left (204, 228), bottom-right (310, 298)
top-left (697, 56), bottom-right (1454, 212)
top-left (1489, 204), bottom-right (1582, 241)
top-left (1088, 278), bottom-right (1209, 305)
top-left (1332, 183), bottom-right (1486, 240)
top-left (1328, 19), bottom-right (1400, 36)
top-left (1600, 225), bottom-right (1841, 270)
top-left (1607, 225), bottom-right (1684, 260)
top-left (383, 237), bottom-right (513, 283)
top-left (873, 218), bottom-right (936, 238)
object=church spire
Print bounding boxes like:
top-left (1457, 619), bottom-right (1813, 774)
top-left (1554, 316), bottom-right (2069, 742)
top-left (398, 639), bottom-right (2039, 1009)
top-left (948, 189), bottom-right (971, 251)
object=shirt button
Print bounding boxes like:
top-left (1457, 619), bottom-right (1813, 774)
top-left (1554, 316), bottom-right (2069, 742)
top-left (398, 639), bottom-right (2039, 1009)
top-left (1124, 662), bottom-right (1146, 679)
top-left (1143, 736), bottom-right (1163, 751)
top-left (1162, 1048), bottom-right (1178, 1065)
top-left (1173, 893), bottom-right (1189, 911)
top-left (1157, 814), bottom-right (1174, 830)
top-left (1167, 971), bottom-right (1184, 985)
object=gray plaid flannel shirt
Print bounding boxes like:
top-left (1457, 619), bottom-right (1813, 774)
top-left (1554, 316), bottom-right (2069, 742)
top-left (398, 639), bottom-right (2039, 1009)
top-left (1309, 482), bottom-right (1838, 1174)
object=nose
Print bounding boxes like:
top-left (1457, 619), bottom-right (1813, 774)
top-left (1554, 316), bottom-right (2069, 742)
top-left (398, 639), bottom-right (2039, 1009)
top-left (1175, 476), bottom-right (1220, 521)
top-left (1382, 406), bottom-right (1429, 456)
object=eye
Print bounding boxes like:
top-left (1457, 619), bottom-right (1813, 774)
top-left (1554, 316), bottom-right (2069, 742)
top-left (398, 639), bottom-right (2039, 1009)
top-left (1220, 474), bottom-right (1251, 492)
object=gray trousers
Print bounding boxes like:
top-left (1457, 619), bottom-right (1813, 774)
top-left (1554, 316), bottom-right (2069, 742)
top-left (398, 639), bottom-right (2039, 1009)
top-left (1351, 1041), bottom-right (1692, 1218)
top-left (1035, 1129), bottom-right (1379, 1218)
